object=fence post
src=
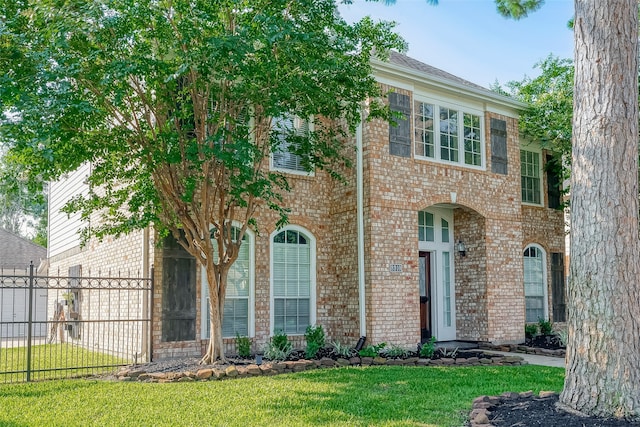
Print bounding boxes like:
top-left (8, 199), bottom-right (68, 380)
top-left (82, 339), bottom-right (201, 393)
top-left (26, 261), bottom-right (34, 382)
top-left (149, 266), bottom-right (154, 362)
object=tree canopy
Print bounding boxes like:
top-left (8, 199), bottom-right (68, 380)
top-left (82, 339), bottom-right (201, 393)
top-left (0, 0), bottom-right (405, 361)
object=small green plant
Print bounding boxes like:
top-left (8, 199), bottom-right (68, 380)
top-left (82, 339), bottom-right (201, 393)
top-left (263, 331), bottom-right (293, 361)
top-left (538, 318), bottom-right (553, 335)
top-left (419, 336), bottom-right (437, 358)
top-left (437, 346), bottom-right (459, 359)
top-left (304, 325), bottom-right (325, 359)
top-left (556, 328), bottom-right (568, 347)
top-left (524, 323), bottom-right (538, 339)
top-left (235, 333), bottom-right (251, 358)
top-left (382, 344), bottom-right (409, 358)
top-left (358, 342), bottom-right (386, 358)
top-left (331, 341), bottom-right (355, 358)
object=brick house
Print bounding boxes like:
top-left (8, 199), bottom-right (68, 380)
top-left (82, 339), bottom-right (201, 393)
top-left (46, 52), bottom-right (565, 359)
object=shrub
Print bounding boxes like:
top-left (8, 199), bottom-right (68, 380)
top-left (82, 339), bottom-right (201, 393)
top-left (235, 333), bottom-right (251, 358)
top-left (264, 331), bottom-right (293, 361)
top-left (304, 325), bottom-right (325, 359)
top-left (419, 336), bottom-right (437, 358)
top-left (358, 343), bottom-right (386, 358)
top-left (538, 318), bottom-right (553, 335)
top-left (556, 328), bottom-right (568, 347)
top-left (331, 341), bottom-right (355, 358)
top-left (382, 344), bottom-right (409, 358)
top-left (524, 323), bottom-right (538, 339)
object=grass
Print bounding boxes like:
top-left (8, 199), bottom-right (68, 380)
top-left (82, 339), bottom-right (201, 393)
top-left (0, 344), bottom-right (129, 382)
top-left (0, 365), bottom-right (565, 426)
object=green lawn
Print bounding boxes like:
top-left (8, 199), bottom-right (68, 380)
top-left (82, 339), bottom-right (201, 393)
top-left (0, 365), bottom-right (564, 427)
top-left (0, 344), bottom-right (129, 382)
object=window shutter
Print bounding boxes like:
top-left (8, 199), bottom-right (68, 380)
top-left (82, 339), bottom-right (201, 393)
top-left (161, 233), bottom-right (196, 342)
top-left (551, 253), bottom-right (566, 322)
top-left (490, 118), bottom-right (508, 175)
top-left (546, 154), bottom-right (562, 209)
top-left (389, 92), bottom-right (411, 157)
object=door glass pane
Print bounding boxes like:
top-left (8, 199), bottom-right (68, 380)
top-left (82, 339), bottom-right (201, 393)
top-left (441, 219), bottom-right (449, 243)
top-left (443, 252), bottom-right (452, 327)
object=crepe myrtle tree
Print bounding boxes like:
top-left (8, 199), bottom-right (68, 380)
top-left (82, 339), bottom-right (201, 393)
top-left (0, 0), bottom-right (405, 363)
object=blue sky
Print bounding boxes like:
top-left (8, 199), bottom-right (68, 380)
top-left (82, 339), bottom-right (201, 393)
top-left (339, 0), bottom-right (574, 88)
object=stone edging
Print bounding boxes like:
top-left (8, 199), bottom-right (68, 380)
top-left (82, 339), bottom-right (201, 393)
top-left (468, 391), bottom-right (557, 427)
top-left (479, 343), bottom-right (565, 358)
top-left (115, 352), bottom-right (527, 383)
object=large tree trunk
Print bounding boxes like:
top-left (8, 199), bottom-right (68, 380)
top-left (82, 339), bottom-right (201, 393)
top-left (200, 262), bottom-right (229, 364)
top-left (559, 0), bottom-right (640, 419)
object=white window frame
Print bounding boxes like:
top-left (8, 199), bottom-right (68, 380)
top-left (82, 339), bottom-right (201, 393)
top-left (520, 145), bottom-right (543, 206)
top-left (413, 96), bottom-right (486, 170)
top-left (270, 115), bottom-right (315, 176)
top-left (269, 225), bottom-right (317, 336)
top-left (200, 225), bottom-right (255, 339)
top-left (523, 244), bottom-right (548, 323)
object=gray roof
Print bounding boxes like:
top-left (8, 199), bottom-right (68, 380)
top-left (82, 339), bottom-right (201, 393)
top-left (387, 51), bottom-right (490, 91)
top-left (0, 228), bottom-right (46, 270)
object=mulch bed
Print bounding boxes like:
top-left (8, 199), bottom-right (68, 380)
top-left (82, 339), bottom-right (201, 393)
top-left (470, 393), bottom-right (640, 426)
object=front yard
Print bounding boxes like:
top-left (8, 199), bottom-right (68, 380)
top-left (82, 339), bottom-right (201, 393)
top-left (0, 365), bottom-right (564, 426)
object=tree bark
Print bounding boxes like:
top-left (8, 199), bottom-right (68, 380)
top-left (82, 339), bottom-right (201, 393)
top-left (559, 0), bottom-right (640, 418)
top-left (200, 261), bottom-right (229, 364)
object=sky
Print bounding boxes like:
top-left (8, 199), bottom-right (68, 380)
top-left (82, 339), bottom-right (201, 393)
top-left (338, 0), bottom-right (575, 88)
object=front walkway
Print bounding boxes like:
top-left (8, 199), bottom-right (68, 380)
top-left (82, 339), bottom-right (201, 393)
top-left (480, 350), bottom-right (565, 368)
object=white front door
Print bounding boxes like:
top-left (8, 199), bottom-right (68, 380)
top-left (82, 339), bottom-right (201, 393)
top-left (418, 207), bottom-right (456, 341)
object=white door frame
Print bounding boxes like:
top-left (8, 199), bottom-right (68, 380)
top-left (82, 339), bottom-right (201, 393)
top-left (418, 207), bottom-right (456, 341)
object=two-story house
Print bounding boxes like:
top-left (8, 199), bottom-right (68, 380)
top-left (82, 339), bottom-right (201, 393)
top-left (46, 52), bottom-right (565, 360)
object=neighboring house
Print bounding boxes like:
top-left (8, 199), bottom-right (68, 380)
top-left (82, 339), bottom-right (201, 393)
top-left (0, 228), bottom-right (48, 338)
top-left (46, 52), bottom-right (565, 360)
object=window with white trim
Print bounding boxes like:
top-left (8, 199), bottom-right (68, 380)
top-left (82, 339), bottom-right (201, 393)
top-left (203, 226), bottom-right (254, 338)
top-left (414, 101), bottom-right (484, 167)
top-left (521, 150), bottom-right (541, 204)
top-left (524, 245), bottom-right (547, 323)
top-left (271, 228), bottom-right (314, 334)
top-left (271, 115), bottom-right (310, 173)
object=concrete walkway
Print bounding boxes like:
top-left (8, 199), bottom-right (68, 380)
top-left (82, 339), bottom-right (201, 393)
top-left (481, 350), bottom-right (566, 368)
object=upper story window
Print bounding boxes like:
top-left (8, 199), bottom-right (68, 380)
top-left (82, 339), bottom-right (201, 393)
top-left (413, 101), bottom-right (484, 168)
top-left (521, 149), bottom-right (541, 205)
top-left (271, 115), bottom-right (311, 174)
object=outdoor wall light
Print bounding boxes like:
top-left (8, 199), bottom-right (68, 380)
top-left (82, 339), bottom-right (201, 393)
top-left (457, 240), bottom-right (467, 257)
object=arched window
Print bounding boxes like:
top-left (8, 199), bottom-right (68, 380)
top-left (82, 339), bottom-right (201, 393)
top-left (271, 227), bottom-right (316, 334)
top-left (202, 226), bottom-right (255, 339)
top-left (524, 245), bottom-right (547, 323)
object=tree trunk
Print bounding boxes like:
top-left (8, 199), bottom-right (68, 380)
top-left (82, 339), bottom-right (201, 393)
top-left (200, 262), bottom-right (229, 364)
top-left (559, 0), bottom-right (640, 418)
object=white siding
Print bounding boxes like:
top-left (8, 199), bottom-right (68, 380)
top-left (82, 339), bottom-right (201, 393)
top-left (48, 163), bottom-right (90, 257)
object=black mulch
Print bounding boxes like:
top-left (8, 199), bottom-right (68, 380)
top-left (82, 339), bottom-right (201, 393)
top-left (486, 395), bottom-right (640, 426)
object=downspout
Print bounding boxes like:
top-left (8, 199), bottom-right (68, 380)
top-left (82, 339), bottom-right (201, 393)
top-left (356, 120), bottom-right (367, 338)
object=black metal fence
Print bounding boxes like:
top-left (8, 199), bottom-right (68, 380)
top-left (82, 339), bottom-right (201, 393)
top-left (0, 264), bottom-right (153, 383)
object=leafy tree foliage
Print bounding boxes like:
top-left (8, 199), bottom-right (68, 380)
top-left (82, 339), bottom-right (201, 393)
top-left (0, 0), bottom-right (405, 362)
top-left (0, 147), bottom-right (47, 245)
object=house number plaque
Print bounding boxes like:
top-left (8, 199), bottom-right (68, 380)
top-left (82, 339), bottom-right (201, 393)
top-left (389, 264), bottom-right (403, 273)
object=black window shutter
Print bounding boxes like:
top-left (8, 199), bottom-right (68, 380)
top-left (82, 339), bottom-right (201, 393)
top-left (161, 233), bottom-right (197, 342)
top-left (490, 118), bottom-right (508, 175)
top-left (388, 92), bottom-right (411, 157)
top-left (551, 253), bottom-right (566, 322)
top-left (546, 154), bottom-right (562, 209)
